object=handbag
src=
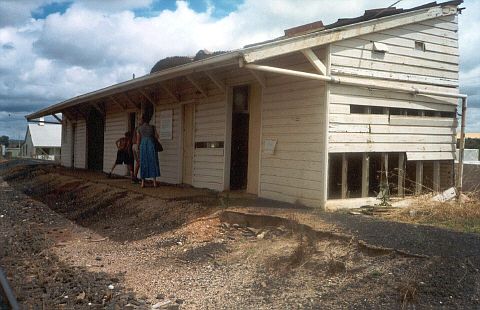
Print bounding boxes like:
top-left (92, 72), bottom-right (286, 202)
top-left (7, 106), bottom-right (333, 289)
top-left (154, 137), bottom-right (163, 152)
top-left (152, 126), bottom-right (163, 152)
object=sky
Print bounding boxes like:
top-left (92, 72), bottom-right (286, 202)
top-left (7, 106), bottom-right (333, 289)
top-left (0, 0), bottom-right (479, 140)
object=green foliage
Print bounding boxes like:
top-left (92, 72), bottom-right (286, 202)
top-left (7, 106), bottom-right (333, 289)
top-left (0, 135), bottom-right (9, 146)
top-left (457, 138), bottom-right (480, 150)
top-left (377, 181), bottom-right (391, 207)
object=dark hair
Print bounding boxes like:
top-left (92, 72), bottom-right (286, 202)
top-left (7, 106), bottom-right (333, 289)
top-left (124, 131), bottom-right (131, 138)
top-left (142, 113), bottom-right (151, 123)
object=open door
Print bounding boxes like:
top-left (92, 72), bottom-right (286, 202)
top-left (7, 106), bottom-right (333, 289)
top-left (230, 86), bottom-right (249, 190)
top-left (182, 103), bottom-right (195, 185)
top-left (71, 123), bottom-right (76, 167)
top-left (87, 108), bottom-right (104, 171)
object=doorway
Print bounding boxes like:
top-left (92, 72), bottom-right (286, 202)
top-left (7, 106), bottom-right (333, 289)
top-left (71, 123), bottom-right (76, 167)
top-left (230, 86), bottom-right (249, 190)
top-left (182, 103), bottom-right (195, 185)
top-left (128, 112), bottom-right (137, 136)
top-left (87, 108), bottom-right (105, 171)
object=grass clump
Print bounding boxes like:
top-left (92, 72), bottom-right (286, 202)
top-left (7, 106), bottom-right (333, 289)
top-left (384, 193), bottom-right (480, 234)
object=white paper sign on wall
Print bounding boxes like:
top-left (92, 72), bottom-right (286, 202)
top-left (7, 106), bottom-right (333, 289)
top-left (159, 109), bottom-right (173, 140)
top-left (263, 139), bottom-right (277, 155)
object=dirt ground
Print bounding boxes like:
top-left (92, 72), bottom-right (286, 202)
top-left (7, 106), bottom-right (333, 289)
top-left (1, 160), bottom-right (480, 309)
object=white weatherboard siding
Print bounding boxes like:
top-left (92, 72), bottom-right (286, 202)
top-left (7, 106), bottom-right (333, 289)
top-left (193, 91), bottom-right (226, 191)
top-left (103, 105), bottom-right (127, 175)
top-left (156, 106), bottom-right (181, 184)
top-left (328, 15), bottom-right (458, 160)
top-left (260, 72), bottom-right (326, 207)
top-left (74, 119), bottom-right (87, 169)
top-left (61, 119), bottom-right (72, 167)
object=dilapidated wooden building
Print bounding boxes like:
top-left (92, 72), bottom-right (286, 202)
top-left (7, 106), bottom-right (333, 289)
top-left (27, 0), bottom-right (468, 208)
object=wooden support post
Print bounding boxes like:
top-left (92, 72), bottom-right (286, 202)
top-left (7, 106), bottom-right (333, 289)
top-left (248, 69), bottom-right (267, 88)
top-left (341, 153), bottom-right (348, 199)
top-left (302, 48), bottom-right (327, 75)
top-left (433, 161), bottom-right (441, 192)
top-left (381, 153), bottom-right (389, 186)
top-left (416, 160), bottom-right (424, 195)
top-left (205, 71), bottom-right (225, 93)
top-left (186, 75), bottom-right (207, 98)
top-left (398, 153), bottom-right (405, 197)
top-left (457, 97), bottom-right (467, 195)
top-left (361, 153), bottom-right (370, 197)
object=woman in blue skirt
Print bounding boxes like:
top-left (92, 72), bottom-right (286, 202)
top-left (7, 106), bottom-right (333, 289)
top-left (136, 113), bottom-right (161, 188)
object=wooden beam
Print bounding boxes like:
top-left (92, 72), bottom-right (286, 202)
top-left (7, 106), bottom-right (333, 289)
top-left (186, 75), bottom-right (207, 98)
top-left (243, 6), bottom-right (454, 62)
top-left (139, 89), bottom-right (156, 106)
top-left (123, 93), bottom-right (140, 109)
top-left (341, 153), bottom-right (348, 199)
top-left (62, 110), bottom-right (75, 121)
top-left (205, 71), bottom-right (225, 93)
top-left (92, 102), bottom-right (105, 117)
top-left (302, 48), bottom-right (327, 75)
top-left (415, 160), bottom-right (424, 195)
top-left (73, 106), bottom-right (87, 120)
top-left (398, 153), bottom-right (405, 197)
top-left (110, 96), bottom-right (126, 110)
top-left (433, 161), bottom-right (441, 192)
top-left (51, 114), bottom-right (62, 123)
top-left (361, 153), bottom-right (369, 197)
top-left (380, 153), bottom-right (389, 187)
top-left (248, 69), bottom-right (266, 88)
top-left (161, 84), bottom-right (180, 103)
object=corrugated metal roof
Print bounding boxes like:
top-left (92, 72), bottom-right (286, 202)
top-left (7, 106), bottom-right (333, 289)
top-left (27, 123), bottom-right (62, 148)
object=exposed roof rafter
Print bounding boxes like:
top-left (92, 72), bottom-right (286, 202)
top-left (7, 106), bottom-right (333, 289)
top-left (110, 96), bottom-right (126, 110)
top-left (123, 92), bottom-right (141, 109)
top-left (302, 48), bottom-right (327, 75)
top-left (205, 71), bottom-right (226, 93)
top-left (186, 75), bottom-right (207, 98)
top-left (161, 84), bottom-right (180, 103)
top-left (139, 89), bottom-right (157, 106)
top-left (248, 69), bottom-right (267, 88)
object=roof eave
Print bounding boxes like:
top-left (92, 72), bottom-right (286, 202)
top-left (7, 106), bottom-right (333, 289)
top-left (26, 51), bottom-right (242, 120)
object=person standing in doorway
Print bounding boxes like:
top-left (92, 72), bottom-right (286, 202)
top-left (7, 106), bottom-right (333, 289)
top-left (108, 131), bottom-right (134, 180)
top-left (132, 123), bottom-right (141, 183)
top-left (136, 114), bottom-right (160, 188)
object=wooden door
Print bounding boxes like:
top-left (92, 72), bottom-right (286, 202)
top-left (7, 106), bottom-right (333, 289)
top-left (247, 83), bottom-right (261, 194)
top-left (182, 103), bottom-right (194, 185)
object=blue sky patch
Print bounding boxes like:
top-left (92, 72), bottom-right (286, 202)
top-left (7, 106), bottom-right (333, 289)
top-left (32, 1), bottom-right (72, 19)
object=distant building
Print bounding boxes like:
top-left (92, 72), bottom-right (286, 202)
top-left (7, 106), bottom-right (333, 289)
top-left (20, 120), bottom-right (61, 161)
